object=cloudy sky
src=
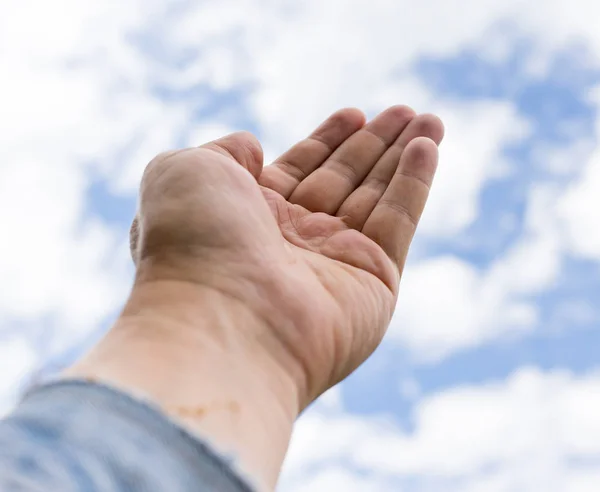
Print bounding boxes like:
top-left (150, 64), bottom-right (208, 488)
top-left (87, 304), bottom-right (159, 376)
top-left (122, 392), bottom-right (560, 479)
top-left (1, 0), bottom-right (600, 490)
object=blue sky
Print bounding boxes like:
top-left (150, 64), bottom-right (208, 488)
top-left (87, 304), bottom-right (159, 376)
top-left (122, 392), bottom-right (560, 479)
top-left (1, 1), bottom-right (600, 491)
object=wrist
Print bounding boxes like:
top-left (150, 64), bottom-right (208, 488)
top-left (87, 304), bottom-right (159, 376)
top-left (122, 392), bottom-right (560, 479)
top-left (65, 280), bottom-right (300, 491)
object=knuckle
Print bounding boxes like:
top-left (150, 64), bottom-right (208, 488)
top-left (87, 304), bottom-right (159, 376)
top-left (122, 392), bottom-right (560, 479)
top-left (379, 198), bottom-right (419, 230)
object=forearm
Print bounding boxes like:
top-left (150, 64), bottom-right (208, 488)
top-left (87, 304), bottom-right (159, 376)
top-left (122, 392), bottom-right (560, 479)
top-left (64, 279), bottom-right (300, 491)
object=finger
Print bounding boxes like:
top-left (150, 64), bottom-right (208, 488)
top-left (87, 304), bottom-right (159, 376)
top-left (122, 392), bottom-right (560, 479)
top-left (289, 105), bottom-right (416, 214)
top-left (258, 108), bottom-right (366, 197)
top-left (362, 137), bottom-right (439, 271)
top-left (202, 131), bottom-right (264, 180)
top-left (337, 114), bottom-right (444, 230)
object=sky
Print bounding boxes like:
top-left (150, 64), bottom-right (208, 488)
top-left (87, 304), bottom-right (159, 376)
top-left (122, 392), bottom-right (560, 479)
top-left (1, 0), bottom-right (600, 490)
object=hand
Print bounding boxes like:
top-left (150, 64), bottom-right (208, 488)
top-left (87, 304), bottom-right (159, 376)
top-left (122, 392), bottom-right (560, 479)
top-left (70, 106), bottom-right (443, 490)
top-left (129, 106), bottom-right (444, 407)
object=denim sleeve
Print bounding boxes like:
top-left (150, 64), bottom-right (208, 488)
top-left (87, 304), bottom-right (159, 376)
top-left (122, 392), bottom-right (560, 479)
top-left (0, 381), bottom-right (254, 492)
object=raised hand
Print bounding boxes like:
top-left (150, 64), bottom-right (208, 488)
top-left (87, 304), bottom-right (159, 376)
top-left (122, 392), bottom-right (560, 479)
top-left (128, 106), bottom-right (443, 410)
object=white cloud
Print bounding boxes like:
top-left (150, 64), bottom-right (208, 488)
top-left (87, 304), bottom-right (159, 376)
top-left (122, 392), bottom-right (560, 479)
top-left (557, 137), bottom-right (600, 261)
top-left (0, 338), bottom-right (36, 416)
top-left (282, 466), bottom-right (391, 492)
top-left (281, 367), bottom-right (600, 492)
top-left (156, 0), bottom-right (600, 138)
top-left (486, 185), bottom-right (564, 296)
top-left (419, 100), bottom-right (530, 237)
top-left (392, 255), bottom-right (509, 359)
top-left (0, 0), bottom-right (185, 355)
top-left (542, 84), bottom-right (600, 264)
top-left (391, 183), bottom-right (564, 361)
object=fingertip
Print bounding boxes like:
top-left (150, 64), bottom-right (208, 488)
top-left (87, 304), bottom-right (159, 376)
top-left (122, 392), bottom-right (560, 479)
top-left (377, 105), bottom-right (417, 125)
top-left (341, 107), bottom-right (367, 126)
top-left (326, 107), bottom-right (367, 132)
top-left (403, 136), bottom-right (439, 161)
top-left (413, 113), bottom-right (445, 145)
top-left (405, 135), bottom-right (439, 152)
top-left (400, 136), bottom-right (439, 186)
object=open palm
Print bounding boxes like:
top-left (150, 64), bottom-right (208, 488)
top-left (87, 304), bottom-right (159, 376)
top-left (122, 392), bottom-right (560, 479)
top-left (257, 107), bottom-right (444, 401)
top-left (130, 106), bottom-right (443, 408)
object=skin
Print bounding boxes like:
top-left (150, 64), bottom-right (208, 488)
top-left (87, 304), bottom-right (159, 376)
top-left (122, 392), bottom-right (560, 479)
top-left (65, 105), bottom-right (444, 491)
